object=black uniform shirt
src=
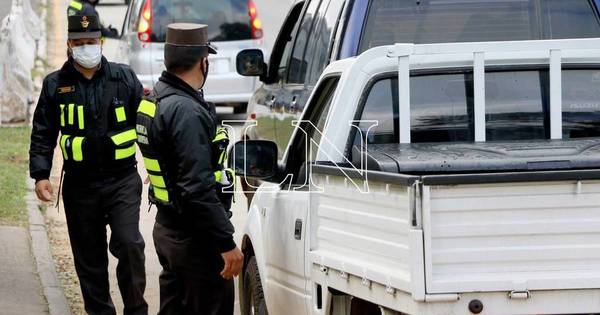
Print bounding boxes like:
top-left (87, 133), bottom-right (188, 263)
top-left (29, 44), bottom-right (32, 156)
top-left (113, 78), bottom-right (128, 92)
top-left (29, 57), bottom-right (143, 181)
top-left (149, 71), bottom-right (236, 253)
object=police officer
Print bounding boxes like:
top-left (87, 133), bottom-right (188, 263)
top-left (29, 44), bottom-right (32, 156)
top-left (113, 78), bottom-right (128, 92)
top-left (29, 14), bottom-right (148, 315)
top-left (135, 23), bottom-right (243, 315)
top-left (67, 0), bottom-right (119, 38)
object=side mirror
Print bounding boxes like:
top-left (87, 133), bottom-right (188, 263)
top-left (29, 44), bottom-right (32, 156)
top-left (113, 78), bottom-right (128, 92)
top-left (236, 49), bottom-right (266, 78)
top-left (229, 140), bottom-right (278, 180)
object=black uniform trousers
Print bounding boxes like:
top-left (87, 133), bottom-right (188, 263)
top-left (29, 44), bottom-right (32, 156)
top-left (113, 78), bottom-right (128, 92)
top-left (62, 169), bottom-right (148, 315)
top-left (153, 214), bottom-right (234, 315)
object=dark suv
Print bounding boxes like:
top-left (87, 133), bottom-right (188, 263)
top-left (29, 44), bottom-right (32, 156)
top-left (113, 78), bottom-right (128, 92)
top-left (237, 0), bottom-right (600, 198)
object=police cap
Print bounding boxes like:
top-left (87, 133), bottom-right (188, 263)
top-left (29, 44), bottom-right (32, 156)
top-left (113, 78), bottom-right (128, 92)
top-left (68, 15), bottom-right (101, 39)
top-left (165, 23), bottom-right (217, 54)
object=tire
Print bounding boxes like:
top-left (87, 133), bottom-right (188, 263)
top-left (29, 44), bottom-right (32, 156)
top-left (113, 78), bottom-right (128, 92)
top-left (240, 256), bottom-right (268, 315)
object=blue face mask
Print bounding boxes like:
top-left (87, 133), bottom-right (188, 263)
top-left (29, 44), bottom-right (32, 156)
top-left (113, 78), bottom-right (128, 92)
top-left (71, 44), bottom-right (102, 69)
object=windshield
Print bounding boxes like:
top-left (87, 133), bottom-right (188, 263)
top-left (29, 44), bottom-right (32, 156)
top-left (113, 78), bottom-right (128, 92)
top-left (359, 0), bottom-right (600, 53)
top-left (150, 0), bottom-right (252, 42)
top-left (354, 69), bottom-right (600, 144)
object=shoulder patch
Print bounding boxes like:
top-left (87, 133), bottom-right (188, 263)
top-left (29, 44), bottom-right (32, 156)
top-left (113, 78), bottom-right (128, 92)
top-left (58, 86), bottom-right (75, 94)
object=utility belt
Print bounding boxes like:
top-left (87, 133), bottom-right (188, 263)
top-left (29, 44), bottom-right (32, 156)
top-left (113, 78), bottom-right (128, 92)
top-left (136, 98), bottom-right (235, 218)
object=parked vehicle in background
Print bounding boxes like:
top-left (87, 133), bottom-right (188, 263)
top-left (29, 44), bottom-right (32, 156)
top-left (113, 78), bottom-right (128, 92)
top-left (232, 36), bottom-right (600, 315)
top-left (252, 0), bottom-right (294, 52)
top-left (118, 0), bottom-right (266, 114)
top-left (236, 0), bottom-right (600, 200)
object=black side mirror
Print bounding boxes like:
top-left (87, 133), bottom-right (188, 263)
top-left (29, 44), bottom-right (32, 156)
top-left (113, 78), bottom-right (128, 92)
top-left (229, 140), bottom-right (278, 180)
top-left (236, 49), bottom-right (266, 78)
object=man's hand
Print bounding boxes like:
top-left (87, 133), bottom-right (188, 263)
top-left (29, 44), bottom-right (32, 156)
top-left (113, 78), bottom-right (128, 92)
top-left (35, 179), bottom-right (54, 202)
top-left (107, 25), bottom-right (119, 38)
top-left (220, 247), bottom-right (244, 280)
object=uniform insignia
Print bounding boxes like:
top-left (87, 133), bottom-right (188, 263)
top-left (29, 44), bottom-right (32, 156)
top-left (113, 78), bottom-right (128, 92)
top-left (81, 16), bottom-right (89, 28)
top-left (58, 86), bottom-right (75, 94)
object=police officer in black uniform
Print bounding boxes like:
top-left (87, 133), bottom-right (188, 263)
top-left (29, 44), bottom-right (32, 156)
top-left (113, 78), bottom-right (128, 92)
top-left (135, 23), bottom-right (243, 315)
top-left (29, 15), bottom-right (148, 315)
top-left (67, 0), bottom-right (119, 38)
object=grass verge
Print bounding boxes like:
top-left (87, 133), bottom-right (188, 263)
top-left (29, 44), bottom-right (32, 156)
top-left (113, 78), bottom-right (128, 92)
top-left (0, 127), bottom-right (31, 226)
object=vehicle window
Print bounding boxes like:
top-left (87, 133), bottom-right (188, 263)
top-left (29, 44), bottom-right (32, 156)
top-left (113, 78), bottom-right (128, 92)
top-left (287, 76), bottom-right (339, 170)
top-left (563, 69), bottom-right (600, 139)
top-left (268, 2), bottom-right (304, 83)
top-left (150, 0), bottom-right (252, 42)
top-left (307, 0), bottom-right (345, 85)
top-left (353, 69), bottom-right (600, 145)
top-left (359, 0), bottom-right (600, 53)
top-left (287, 0), bottom-right (322, 84)
top-left (354, 74), bottom-right (472, 145)
top-left (278, 33), bottom-right (296, 82)
top-left (485, 71), bottom-right (547, 141)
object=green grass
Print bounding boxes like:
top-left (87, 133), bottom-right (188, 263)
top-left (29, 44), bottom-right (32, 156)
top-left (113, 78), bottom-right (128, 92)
top-left (0, 127), bottom-right (31, 226)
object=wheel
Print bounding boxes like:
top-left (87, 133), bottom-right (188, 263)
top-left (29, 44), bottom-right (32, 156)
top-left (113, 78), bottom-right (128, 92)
top-left (240, 256), bottom-right (268, 315)
top-left (234, 103), bottom-right (249, 114)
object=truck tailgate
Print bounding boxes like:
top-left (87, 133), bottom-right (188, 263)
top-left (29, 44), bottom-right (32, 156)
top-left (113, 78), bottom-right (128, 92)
top-left (423, 179), bottom-right (600, 294)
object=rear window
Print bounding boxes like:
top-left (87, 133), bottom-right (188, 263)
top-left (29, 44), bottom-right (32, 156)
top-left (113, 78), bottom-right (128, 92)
top-left (149, 0), bottom-right (252, 42)
top-left (359, 0), bottom-right (600, 53)
top-left (353, 69), bottom-right (600, 145)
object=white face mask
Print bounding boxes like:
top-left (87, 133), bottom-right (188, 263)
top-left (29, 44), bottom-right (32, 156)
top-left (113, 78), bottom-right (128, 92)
top-left (71, 44), bottom-right (102, 69)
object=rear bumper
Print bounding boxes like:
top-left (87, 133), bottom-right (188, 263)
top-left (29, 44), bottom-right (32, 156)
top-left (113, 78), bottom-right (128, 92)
top-left (313, 265), bottom-right (600, 314)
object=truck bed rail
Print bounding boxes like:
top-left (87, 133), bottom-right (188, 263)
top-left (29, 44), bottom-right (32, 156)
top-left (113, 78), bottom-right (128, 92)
top-left (386, 38), bottom-right (600, 143)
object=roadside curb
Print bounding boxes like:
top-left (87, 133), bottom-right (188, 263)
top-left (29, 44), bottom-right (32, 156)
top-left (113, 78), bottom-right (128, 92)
top-left (26, 178), bottom-right (72, 315)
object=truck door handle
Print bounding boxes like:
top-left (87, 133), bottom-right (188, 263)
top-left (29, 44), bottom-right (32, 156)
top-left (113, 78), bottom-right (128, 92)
top-left (290, 97), bottom-right (298, 113)
top-left (294, 219), bottom-right (303, 240)
top-left (266, 96), bottom-right (276, 110)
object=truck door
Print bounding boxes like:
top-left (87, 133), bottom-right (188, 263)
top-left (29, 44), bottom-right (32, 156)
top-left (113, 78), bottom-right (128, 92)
top-left (272, 0), bottom-right (323, 155)
top-left (263, 76), bottom-right (340, 315)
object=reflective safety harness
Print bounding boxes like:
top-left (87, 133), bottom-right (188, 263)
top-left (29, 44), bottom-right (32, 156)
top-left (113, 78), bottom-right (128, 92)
top-left (67, 0), bottom-right (83, 16)
top-left (136, 100), bottom-right (170, 204)
top-left (58, 104), bottom-right (137, 162)
top-left (136, 98), bottom-right (235, 210)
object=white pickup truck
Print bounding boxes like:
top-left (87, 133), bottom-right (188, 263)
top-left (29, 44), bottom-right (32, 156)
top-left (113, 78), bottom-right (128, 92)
top-left (230, 38), bottom-right (600, 315)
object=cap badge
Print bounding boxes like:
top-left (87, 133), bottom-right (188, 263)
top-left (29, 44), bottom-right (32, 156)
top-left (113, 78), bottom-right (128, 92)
top-left (81, 16), bottom-right (89, 28)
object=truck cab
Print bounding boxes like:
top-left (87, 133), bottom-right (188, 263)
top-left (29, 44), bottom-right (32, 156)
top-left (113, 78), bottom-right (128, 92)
top-left (232, 35), bottom-right (600, 315)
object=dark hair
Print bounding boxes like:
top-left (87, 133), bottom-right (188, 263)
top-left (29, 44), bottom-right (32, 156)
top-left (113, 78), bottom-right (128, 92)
top-left (164, 45), bottom-right (208, 73)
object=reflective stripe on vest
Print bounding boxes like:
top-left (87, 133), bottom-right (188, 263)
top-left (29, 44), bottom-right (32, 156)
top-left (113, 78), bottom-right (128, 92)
top-left (138, 100), bottom-right (156, 118)
top-left (111, 129), bottom-right (137, 146)
top-left (60, 135), bottom-right (69, 160)
top-left (72, 137), bottom-right (84, 161)
top-left (69, 0), bottom-right (82, 10)
top-left (59, 135), bottom-right (84, 161)
top-left (153, 187), bottom-right (170, 202)
top-left (68, 104), bottom-right (75, 125)
top-left (148, 174), bottom-right (166, 188)
top-left (60, 104), bottom-right (66, 127)
top-left (77, 105), bottom-right (84, 129)
top-left (115, 144), bottom-right (136, 160)
top-left (143, 157), bottom-right (161, 172)
top-left (212, 128), bottom-right (229, 164)
top-left (115, 106), bottom-right (127, 123)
